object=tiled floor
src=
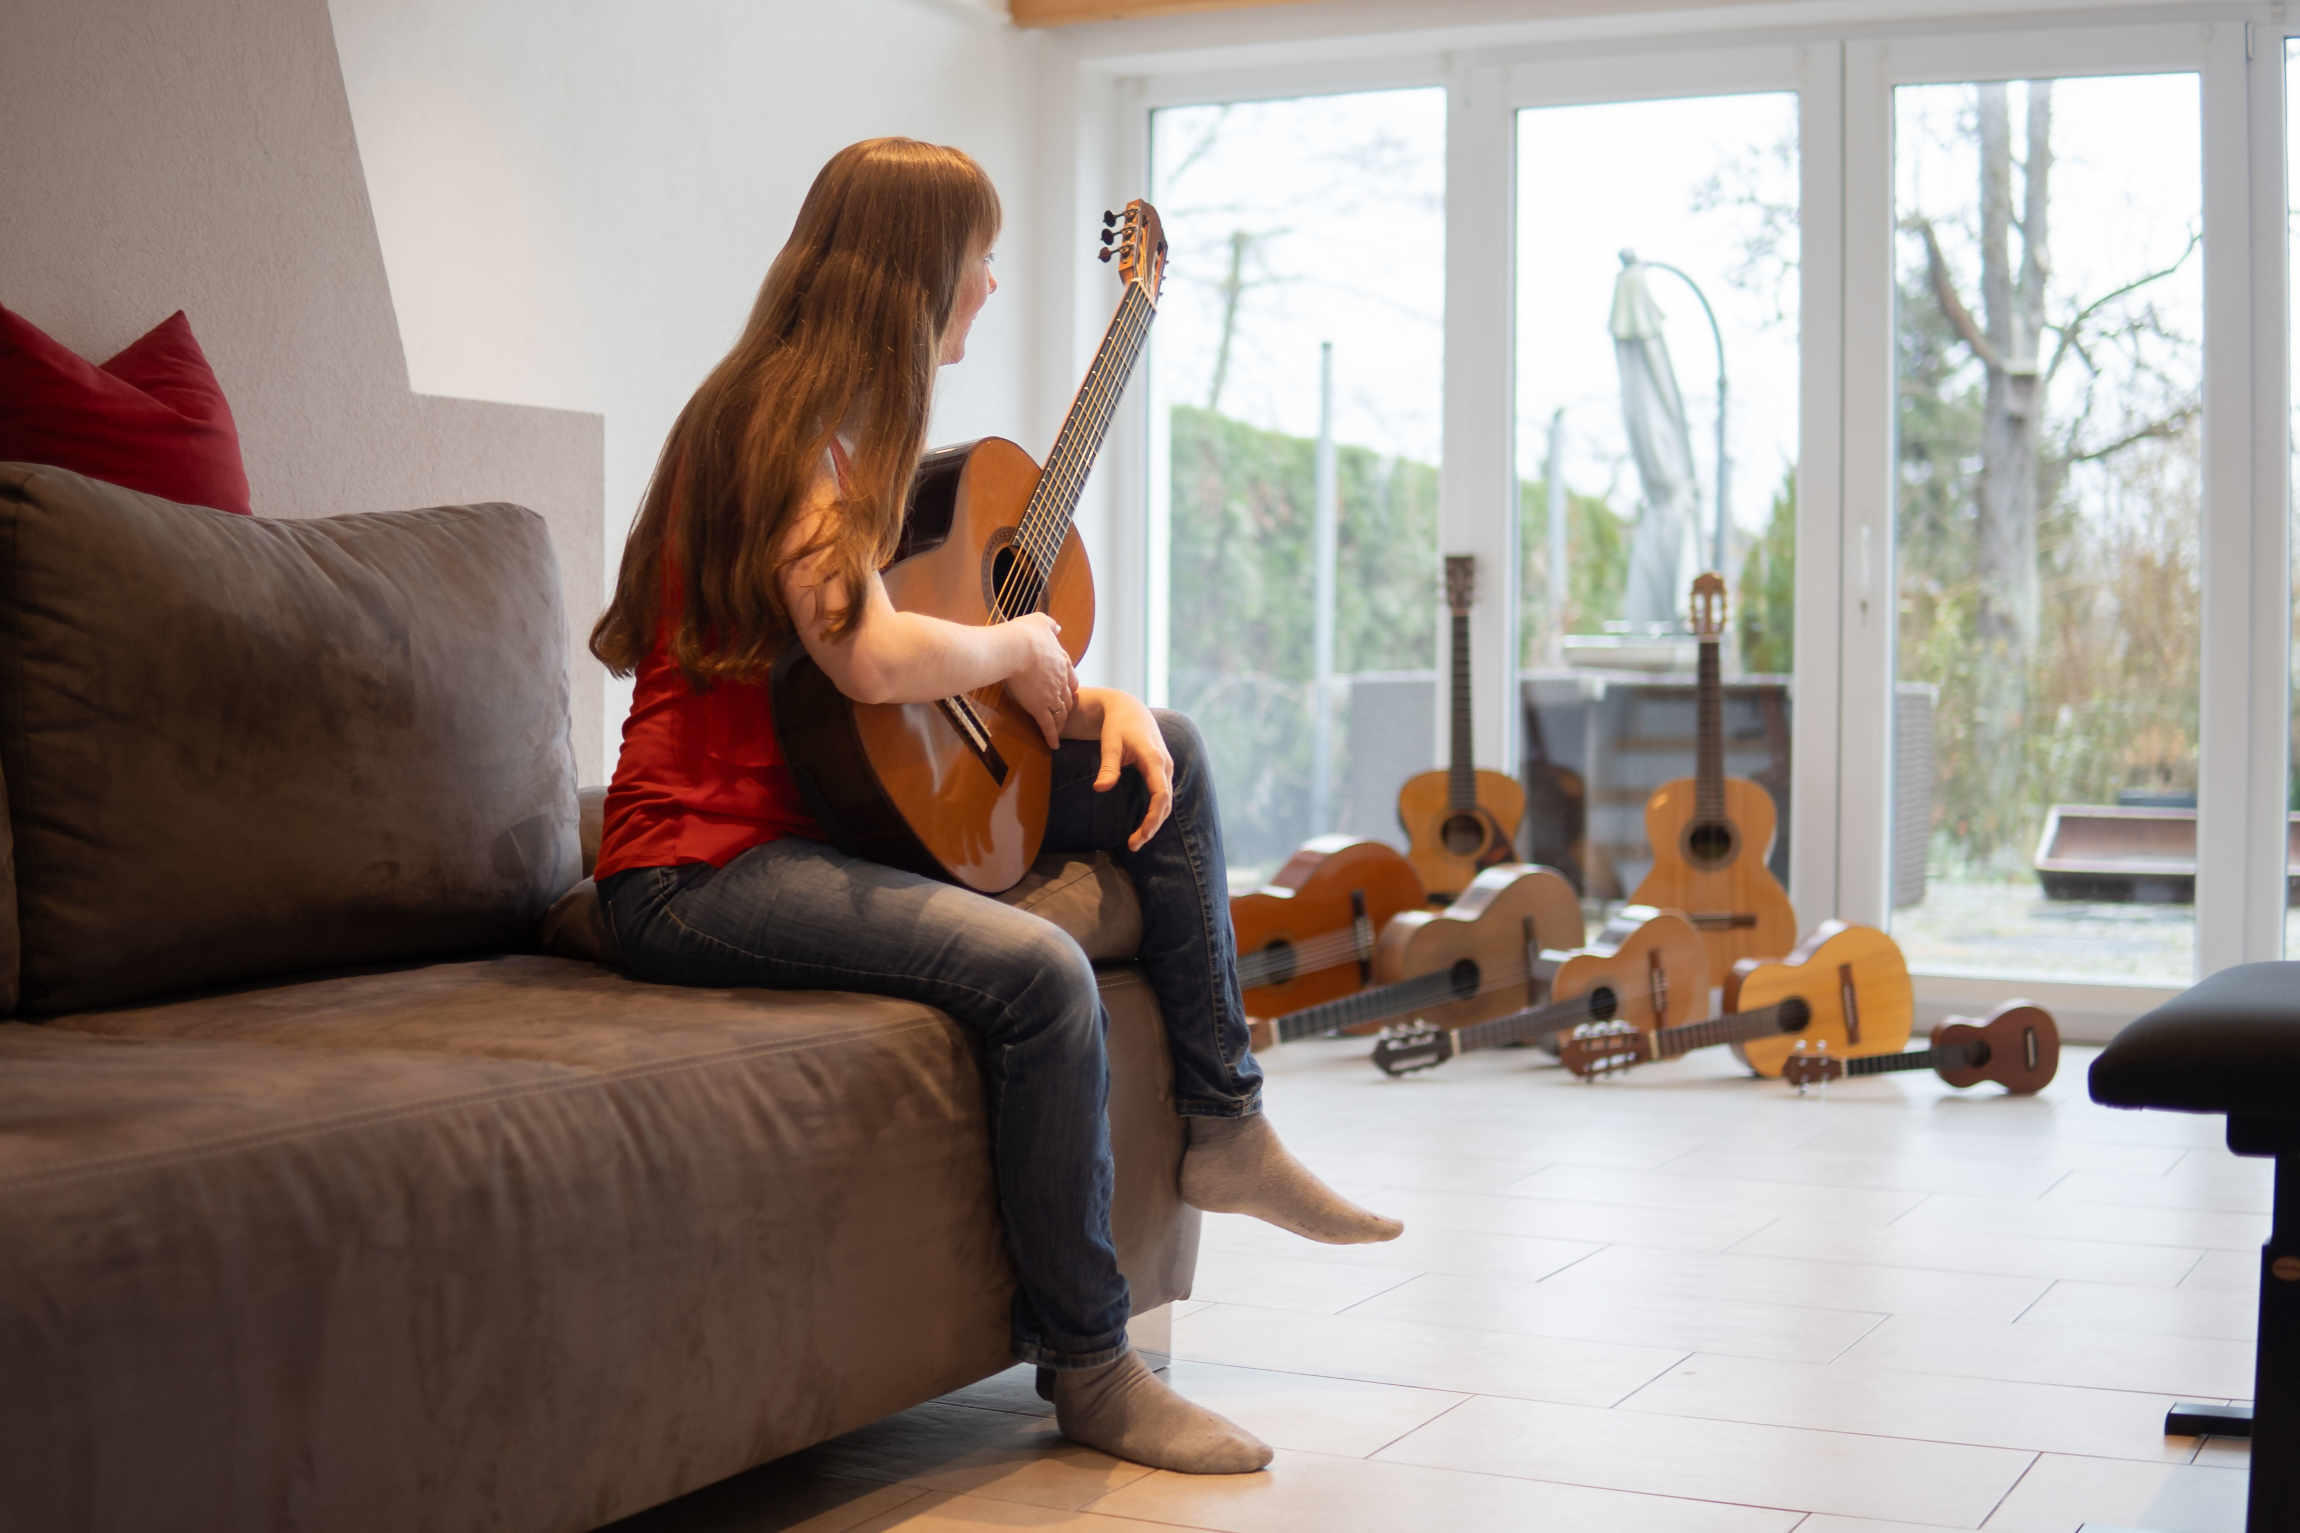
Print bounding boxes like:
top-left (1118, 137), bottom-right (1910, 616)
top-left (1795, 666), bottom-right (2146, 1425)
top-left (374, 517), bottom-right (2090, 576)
top-left (605, 1037), bottom-right (2262, 1533)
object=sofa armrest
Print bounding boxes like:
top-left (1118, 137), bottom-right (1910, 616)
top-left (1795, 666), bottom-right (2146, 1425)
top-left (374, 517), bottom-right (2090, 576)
top-left (579, 786), bottom-right (607, 879)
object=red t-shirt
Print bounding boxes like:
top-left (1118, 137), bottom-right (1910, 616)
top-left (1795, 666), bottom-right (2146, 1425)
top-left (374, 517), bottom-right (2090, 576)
top-left (592, 453), bottom-right (839, 879)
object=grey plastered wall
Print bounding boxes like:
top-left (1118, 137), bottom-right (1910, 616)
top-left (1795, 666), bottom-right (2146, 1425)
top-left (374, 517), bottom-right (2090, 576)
top-left (0, 0), bottom-right (605, 774)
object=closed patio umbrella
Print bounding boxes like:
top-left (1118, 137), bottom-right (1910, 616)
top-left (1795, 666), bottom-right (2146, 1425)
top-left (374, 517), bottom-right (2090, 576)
top-left (1610, 254), bottom-right (1702, 628)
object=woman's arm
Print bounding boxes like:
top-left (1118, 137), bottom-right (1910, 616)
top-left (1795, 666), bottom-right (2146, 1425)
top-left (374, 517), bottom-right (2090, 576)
top-left (776, 490), bottom-right (1076, 740)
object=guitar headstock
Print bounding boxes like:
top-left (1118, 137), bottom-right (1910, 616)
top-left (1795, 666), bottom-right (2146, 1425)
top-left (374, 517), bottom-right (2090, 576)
top-left (1781, 1039), bottom-right (1844, 1091)
top-left (1689, 572), bottom-right (1728, 640)
top-left (1559, 1019), bottom-right (1650, 1079)
top-left (1099, 201), bottom-right (1168, 307)
top-left (1371, 1023), bottom-right (1455, 1078)
top-left (1443, 555), bottom-right (1477, 618)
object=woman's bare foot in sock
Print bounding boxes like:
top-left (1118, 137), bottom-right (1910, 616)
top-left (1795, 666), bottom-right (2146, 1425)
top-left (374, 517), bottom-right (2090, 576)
top-left (1036, 1352), bottom-right (1272, 1473)
top-left (1180, 1112), bottom-right (1404, 1244)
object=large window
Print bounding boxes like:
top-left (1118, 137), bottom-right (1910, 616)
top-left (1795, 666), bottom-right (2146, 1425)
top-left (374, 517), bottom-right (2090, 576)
top-left (1887, 74), bottom-right (2202, 986)
top-left (1148, 89), bottom-right (1446, 889)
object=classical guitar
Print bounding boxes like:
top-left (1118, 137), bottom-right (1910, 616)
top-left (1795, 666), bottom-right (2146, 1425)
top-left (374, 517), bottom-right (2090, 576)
top-left (1781, 1001), bottom-right (2060, 1094)
top-left (1558, 921), bottom-right (1912, 1081)
top-left (772, 203), bottom-right (1167, 893)
top-left (1231, 836), bottom-right (1427, 1020)
top-left (1256, 863), bottom-right (1582, 1045)
top-left (1628, 572), bottom-right (1798, 977)
top-left (1369, 907), bottom-right (1709, 1076)
top-left (1398, 556), bottom-right (1525, 902)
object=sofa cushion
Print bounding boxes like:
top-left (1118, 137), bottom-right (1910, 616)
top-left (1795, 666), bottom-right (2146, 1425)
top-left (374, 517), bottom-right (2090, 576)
top-left (13, 955), bottom-right (1195, 1530)
top-left (0, 464), bottom-right (580, 1014)
top-left (0, 306), bottom-right (252, 515)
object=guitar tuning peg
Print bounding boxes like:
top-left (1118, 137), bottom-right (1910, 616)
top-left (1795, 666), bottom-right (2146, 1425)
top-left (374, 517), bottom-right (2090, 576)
top-left (1097, 248), bottom-right (1113, 263)
top-left (1100, 229), bottom-right (1116, 245)
top-left (1102, 209), bottom-right (1117, 227)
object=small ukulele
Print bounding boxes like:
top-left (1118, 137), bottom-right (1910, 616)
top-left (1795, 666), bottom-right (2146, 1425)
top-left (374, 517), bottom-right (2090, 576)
top-left (1628, 572), bottom-right (1798, 976)
top-left (1398, 556), bottom-right (1524, 902)
top-left (1257, 863), bottom-right (1582, 1045)
top-left (1558, 921), bottom-right (1913, 1080)
top-left (1369, 907), bottom-right (1709, 1076)
top-left (1782, 1001), bottom-right (2060, 1094)
top-left (1231, 836), bottom-right (1427, 1020)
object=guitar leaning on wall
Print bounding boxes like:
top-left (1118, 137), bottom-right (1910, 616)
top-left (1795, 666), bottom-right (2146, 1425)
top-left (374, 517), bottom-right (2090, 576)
top-left (1230, 837), bottom-right (1428, 1021)
top-left (1253, 863), bottom-right (1583, 1046)
top-left (1781, 1000), bottom-right (2060, 1094)
top-left (772, 203), bottom-right (1166, 894)
top-left (1558, 920), bottom-right (1914, 1081)
top-left (1628, 571), bottom-right (1799, 977)
top-left (1397, 555), bottom-right (1525, 902)
top-left (1368, 906), bottom-right (1710, 1076)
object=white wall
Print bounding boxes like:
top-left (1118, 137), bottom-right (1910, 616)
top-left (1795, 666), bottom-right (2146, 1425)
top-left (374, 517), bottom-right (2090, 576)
top-left (0, 0), bottom-right (606, 770)
top-left (329, 0), bottom-right (1131, 780)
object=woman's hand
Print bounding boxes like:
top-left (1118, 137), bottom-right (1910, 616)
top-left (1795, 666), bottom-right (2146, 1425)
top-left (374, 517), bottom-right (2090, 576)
top-left (1003, 612), bottom-right (1078, 748)
top-left (1089, 689), bottom-right (1173, 852)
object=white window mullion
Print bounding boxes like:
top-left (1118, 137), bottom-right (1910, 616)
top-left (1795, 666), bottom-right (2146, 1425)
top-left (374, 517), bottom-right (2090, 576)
top-left (2198, 19), bottom-right (2265, 978)
top-left (2245, 17), bottom-right (2294, 963)
top-left (1440, 60), bottom-right (1519, 780)
top-left (1836, 38), bottom-right (1898, 929)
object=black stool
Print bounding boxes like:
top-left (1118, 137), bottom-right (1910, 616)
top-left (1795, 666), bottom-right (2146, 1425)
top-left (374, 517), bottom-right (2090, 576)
top-left (2092, 961), bottom-right (2297, 1533)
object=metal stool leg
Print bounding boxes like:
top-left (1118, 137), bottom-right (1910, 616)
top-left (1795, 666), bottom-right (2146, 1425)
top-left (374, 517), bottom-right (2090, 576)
top-left (2230, 1130), bottom-right (2300, 1533)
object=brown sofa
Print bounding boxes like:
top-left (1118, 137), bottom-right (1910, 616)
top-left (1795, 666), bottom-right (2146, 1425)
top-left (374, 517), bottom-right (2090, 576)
top-left (0, 464), bottom-right (1199, 1532)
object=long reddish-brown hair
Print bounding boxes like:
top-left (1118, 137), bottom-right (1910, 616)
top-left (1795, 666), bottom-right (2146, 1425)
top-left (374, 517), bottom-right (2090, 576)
top-left (590, 137), bottom-right (1001, 683)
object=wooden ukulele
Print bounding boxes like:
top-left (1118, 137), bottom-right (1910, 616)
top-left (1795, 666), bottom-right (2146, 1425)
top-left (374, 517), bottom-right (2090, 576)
top-left (772, 203), bottom-right (1166, 893)
top-left (1781, 1001), bottom-right (2060, 1094)
top-left (1558, 921), bottom-right (1912, 1081)
top-left (1255, 863), bottom-right (1582, 1045)
top-left (1398, 556), bottom-right (1524, 902)
top-left (1369, 907), bottom-right (1709, 1076)
top-left (1628, 572), bottom-right (1797, 976)
top-left (1231, 837), bottom-right (1427, 1020)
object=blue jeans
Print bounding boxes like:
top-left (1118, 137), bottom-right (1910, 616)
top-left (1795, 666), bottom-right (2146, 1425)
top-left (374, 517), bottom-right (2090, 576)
top-left (598, 708), bottom-right (1264, 1369)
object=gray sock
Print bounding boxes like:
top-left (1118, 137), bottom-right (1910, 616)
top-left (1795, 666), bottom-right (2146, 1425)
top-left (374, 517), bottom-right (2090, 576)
top-left (1179, 1112), bottom-right (1405, 1244)
top-left (1034, 1351), bottom-right (1272, 1474)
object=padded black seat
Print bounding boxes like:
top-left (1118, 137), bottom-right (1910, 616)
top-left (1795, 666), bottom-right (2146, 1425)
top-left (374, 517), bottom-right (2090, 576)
top-left (2092, 961), bottom-right (2297, 1533)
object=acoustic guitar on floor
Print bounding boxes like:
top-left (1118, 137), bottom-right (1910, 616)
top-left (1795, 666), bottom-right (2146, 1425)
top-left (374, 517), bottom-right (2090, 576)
top-left (1781, 1000), bottom-right (2060, 1094)
top-left (773, 203), bottom-right (1165, 894)
top-left (1368, 906), bottom-right (1709, 1076)
top-left (1557, 921), bottom-right (1913, 1081)
top-left (1397, 555), bottom-right (1524, 902)
top-left (1251, 863), bottom-right (1583, 1047)
top-left (1628, 572), bottom-right (1798, 977)
top-left (1230, 836), bottom-right (1427, 1020)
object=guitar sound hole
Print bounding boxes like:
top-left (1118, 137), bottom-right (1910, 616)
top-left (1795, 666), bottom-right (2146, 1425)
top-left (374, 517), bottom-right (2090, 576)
top-left (1258, 941), bottom-right (1297, 988)
top-left (1440, 812), bottom-right (1487, 856)
top-left (985, 537), bottom-right (1044, 616)
top-left (1685, 820), bottom-right (1737, 869)
top-left (1586, 985), bottom-right (1618, 1021)
top-left (1446, 957), bottom-right (1480, 999)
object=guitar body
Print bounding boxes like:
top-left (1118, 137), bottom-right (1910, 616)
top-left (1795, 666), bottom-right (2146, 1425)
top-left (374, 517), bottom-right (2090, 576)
top-left (1725, 920), bottom-right (1914, 1079)
top-left (1631, 775), bottom-right (1798, 976)
top-left (1361, 862), bottom-right (1583, 1035)
top-left (773, 438), bottom-right (1094, 894)
top-left (1550, 908), bottom-right (1711, 1035)
top-left (1231, 836), bottom-right (1427, 1018)
top-left (1398, 767), bottom-right (1526, 899)
top-left (1934, 1002), bottom-right (2060, 1093)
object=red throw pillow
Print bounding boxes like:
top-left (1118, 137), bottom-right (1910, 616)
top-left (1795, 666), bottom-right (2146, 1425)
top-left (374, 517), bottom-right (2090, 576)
top-left (0, 305), bottom-right (252, 514)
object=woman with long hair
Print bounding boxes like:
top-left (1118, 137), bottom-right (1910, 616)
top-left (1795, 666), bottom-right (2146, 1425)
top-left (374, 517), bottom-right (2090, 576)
top-left (590, 137), bottom-right (1401, 1476)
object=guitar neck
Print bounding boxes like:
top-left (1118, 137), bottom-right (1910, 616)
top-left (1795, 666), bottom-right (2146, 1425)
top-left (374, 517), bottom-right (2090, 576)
top-left (1275, 966), bottom-right (1461, 1043)
top-left (1448, 609), bottom-right (1474, 810)
top-left (1655, 1000), bottom-right (1795, 1060)
top-left (1001, 286), bottom-right (1154, 619)
top-left (1840, 1041), bottom-right (1980, 1078)
top-left (1694, 629), bottom-right (1724, 825)
top-left (1451, 989), bottom-right (1606, 1054)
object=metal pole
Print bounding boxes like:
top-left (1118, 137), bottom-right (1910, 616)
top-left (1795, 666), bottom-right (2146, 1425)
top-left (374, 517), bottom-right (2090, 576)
top-left (1312, 341), bottom-right (1338, 834)
top-left (1545, 406), bottom-right (1567, 666)
top-left (1628, 257), bottom-right (1730, 575)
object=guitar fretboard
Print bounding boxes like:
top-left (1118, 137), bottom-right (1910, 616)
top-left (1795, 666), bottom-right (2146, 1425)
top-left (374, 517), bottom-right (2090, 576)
top-left (1694, 627), bottom-right (1724, 827)
top-left (1451, 986), bottom-right (1613, 1054)
top-left (1275, 966), bottom-right (1463, 1043)
top-left (1838, 1041), bottom-right (1981, 1077)
top-left (1448, 609), bottom-right (1474, 812)
top-left (1655, 1000), bottom-right (1798, 1060)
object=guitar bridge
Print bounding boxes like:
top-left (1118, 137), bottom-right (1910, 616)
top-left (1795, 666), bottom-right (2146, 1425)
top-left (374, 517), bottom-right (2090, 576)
top-left (936, 695), bottom-right (1010, 785)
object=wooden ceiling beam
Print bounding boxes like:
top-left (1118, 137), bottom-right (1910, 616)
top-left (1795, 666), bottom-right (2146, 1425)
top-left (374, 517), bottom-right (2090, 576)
top-left (1009, 0), bottom-right (1324, 26)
